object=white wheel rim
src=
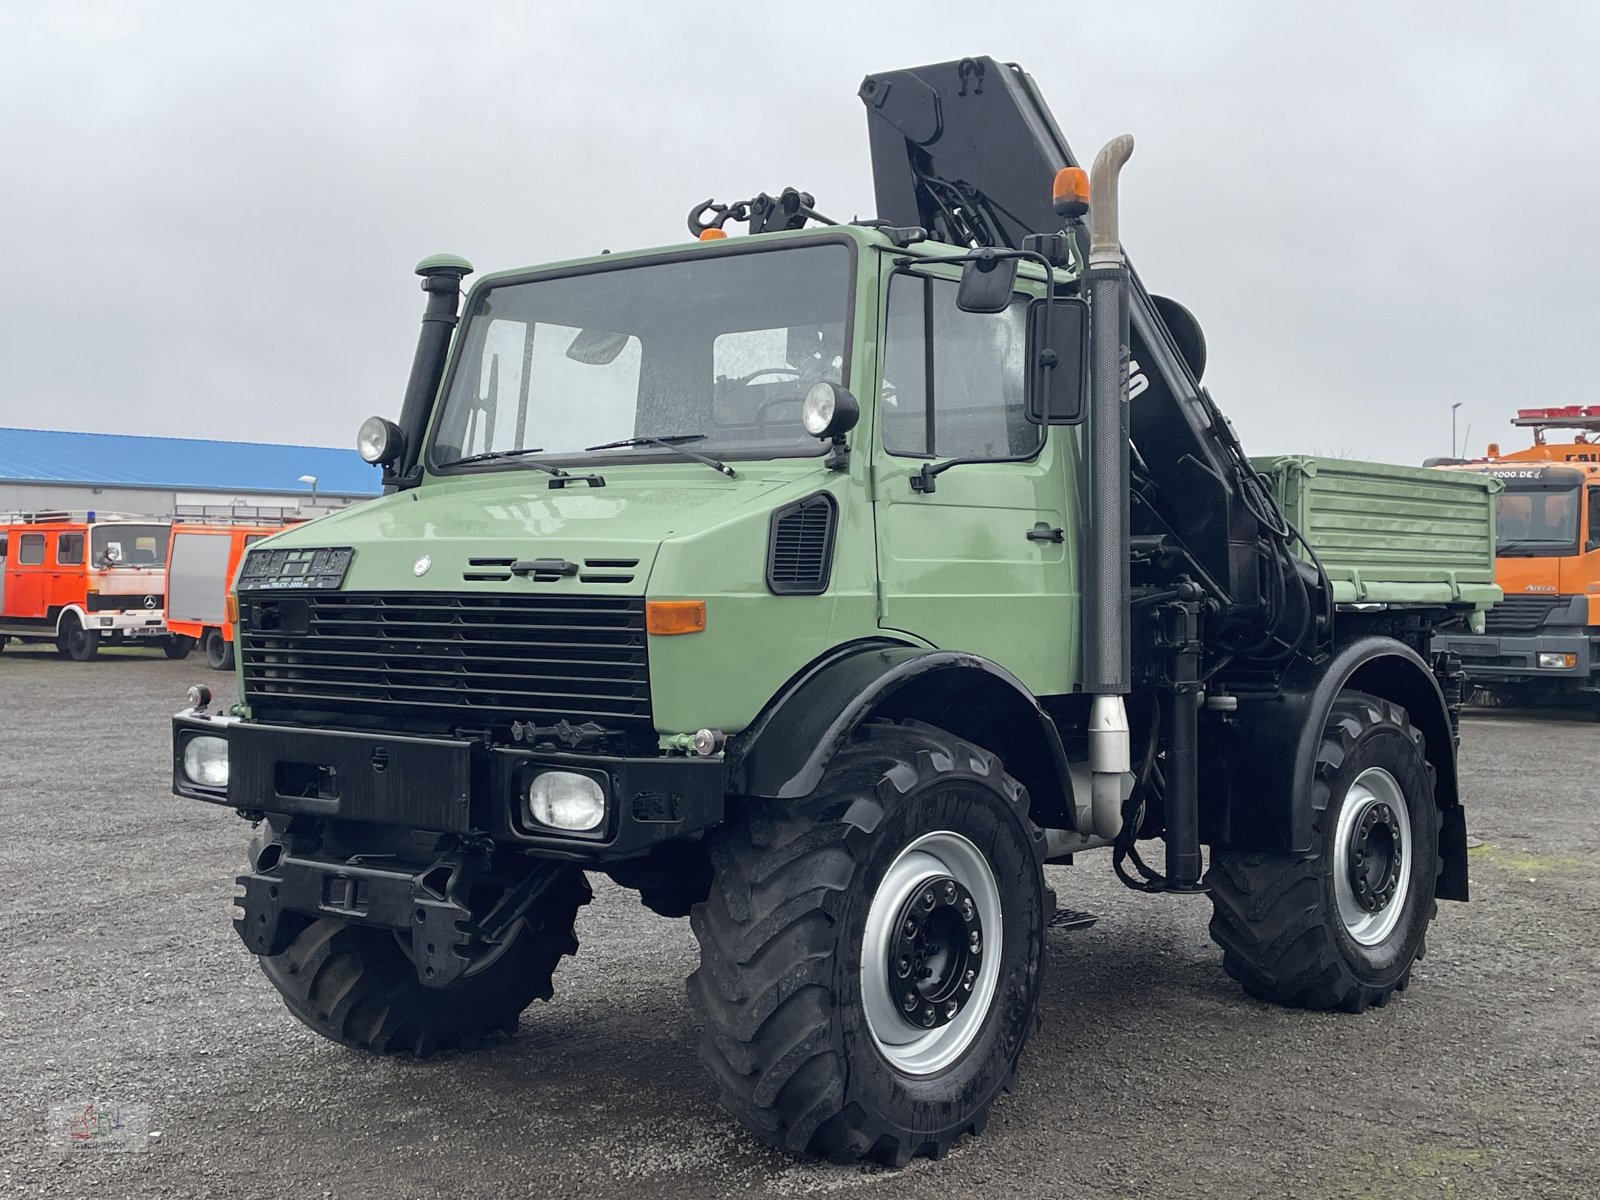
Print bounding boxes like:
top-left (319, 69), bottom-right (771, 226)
top-left (1332, 766), bottom-right (1413, 946)
top-left (860, 830), bottom-right (1003, 1076)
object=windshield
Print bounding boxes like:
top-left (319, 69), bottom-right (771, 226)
top-left (92, 524), bottom-right (169, 567)
top-left (429, 243), bottom-right (851, 469)
top-left (1495, 485), bottom-right (1580, 556)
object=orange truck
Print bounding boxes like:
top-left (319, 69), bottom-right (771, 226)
top-left (0, 511), bottom-right (175, 660)
top-left (165, 520), bottom-right (294, 670)
top-left (1432, 406), bottom-right (1600, 714)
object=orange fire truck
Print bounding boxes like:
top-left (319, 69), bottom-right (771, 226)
top-left (0, 512), bottom-right (176, 661)
top-left (165, 516), bottom-right (297, 671)
top-left (1432, 407), bottom-right (1600, 713)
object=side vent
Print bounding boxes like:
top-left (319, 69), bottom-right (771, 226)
top-left (465, 556), bottom-right (515, 582)
top-left (580, 557), bottom-right (640, 585)
top-left (767, 493), bottom-right (837, 595)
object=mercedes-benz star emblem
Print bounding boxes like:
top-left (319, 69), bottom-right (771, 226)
top-left (413, 555), bottom-right (432, 577)
top-left (143, 594), bottom-right (157, 609)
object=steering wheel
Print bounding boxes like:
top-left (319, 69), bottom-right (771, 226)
top-left (734, 366), bottom-right (801, 386)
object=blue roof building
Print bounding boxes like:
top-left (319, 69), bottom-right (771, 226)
top-left (0, 426), bottom-right (381, 518)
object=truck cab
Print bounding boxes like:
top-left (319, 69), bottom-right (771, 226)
top-left (1432, 407), bottom-right (1600, 713)
top-left (0, 512), bottom-right (172, 660)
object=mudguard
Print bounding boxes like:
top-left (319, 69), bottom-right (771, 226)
top-left (1206, 635), bottom-right (1468, 902)
top-left (727, 639), bottom-right (1076, 830)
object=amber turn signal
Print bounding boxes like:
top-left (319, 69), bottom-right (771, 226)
top-left (1052, 166), bottom-right (1089, 218)
top-left (698, 228), bottom-right (728, 241)
top-left (646, 600), bottom-right (707, 635)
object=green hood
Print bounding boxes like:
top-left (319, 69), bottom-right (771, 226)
top-left (273, 465), bottom-right (804, 593)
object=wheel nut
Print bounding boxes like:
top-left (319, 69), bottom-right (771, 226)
top-left (897, 956), bottom-right (911, 977)
top-left (961, 900), bottom-right (974, 921)
top-left (969, 933), bottom-right (981, 954)
top-left (920, 1008), bottom-right (936, 1027)
top-left (963, 968), bottom-right (976, 989)
top-left (943, 881), bottom-right (957, 902)
top-left (903, 992), bottom-right (918, 1012)
top-left (945, 1001), bottom-right (959, 1019)
top-left (922, 889), bottom-right (937, 911)
top-left (903, 918), bottom-right (918, 938)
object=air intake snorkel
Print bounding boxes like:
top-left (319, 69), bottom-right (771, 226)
top-left (392, 253), bottom-right (473, 489)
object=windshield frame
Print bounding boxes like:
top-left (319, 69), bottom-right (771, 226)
top-left (423, 232), bottom-right (860, 479)
top-left (1493, 480), bottom-right (1583, 557)
top-left (91, 522), bottom-right (170, 568)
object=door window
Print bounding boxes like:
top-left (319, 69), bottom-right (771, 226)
top-left (881, 273), bottom-right (1031, 459)
top-left (57, 532), bottom-right (84, 565)
top-left (1588, 488), bottom-right (1600, 551)
top-left (18, 534), bottom-right (45, 565)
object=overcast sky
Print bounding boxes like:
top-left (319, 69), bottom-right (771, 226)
top-left (2, 1), bottom-right (1596, 466)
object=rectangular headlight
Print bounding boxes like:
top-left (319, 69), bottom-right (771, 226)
top-left (1537, 652), bottom-right (1578, 670)
top-left (526, 770), bottom-right (606, 832)
top-left (182, 735), bottom-right (230, 788)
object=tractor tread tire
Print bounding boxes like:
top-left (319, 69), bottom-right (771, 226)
top-left (1206, 691), bottom-right (1439, 1014)
top-left (688, 720), bottom-right (1046, 1165)
top-left (260, 868), bottom-right (590, 1057)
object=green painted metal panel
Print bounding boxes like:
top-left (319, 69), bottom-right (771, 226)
top-left (1254, 455), bottom-right (1502, 607)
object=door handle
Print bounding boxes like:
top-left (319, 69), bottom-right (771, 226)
top-left (1027, 525), bottom-right (1064, 543)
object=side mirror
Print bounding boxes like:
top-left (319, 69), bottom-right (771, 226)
top-left (1025, 296), bottom-right (1089, 424)
top-left (357, 416), bottom-right (406, 466)
top-left (956, 250), bottom-right (1019, 314)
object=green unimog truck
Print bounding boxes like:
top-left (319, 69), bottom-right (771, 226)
top-left (171, 57), bottom-right (1499, 1164)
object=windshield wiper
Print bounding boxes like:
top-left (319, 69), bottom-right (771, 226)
top-left (1497, 538), bottom-right (1569, 555)
top-left (446, 447), bottom-right (564, 474)
top-left (443, 446), bottom-right (608, 488)
top-left (584, 433), bottom-right (736, 478)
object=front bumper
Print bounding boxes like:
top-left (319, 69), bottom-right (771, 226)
top-left (172, 713), bottom-right (726, 862)
top-left (1433, 630), bottom-right (1596, 688)
top-left (87, 608), bottom-right (167, 635)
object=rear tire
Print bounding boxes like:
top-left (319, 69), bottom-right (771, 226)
top-left (1206, 691), bottom-right (1440, 1013)
top-left (163, 635), bottom-right (194, 660)
top-left (203, 629), bottom-right (234, 671)
top-left (259, 867), bottom-right (590, 1056)
top-left (688, 720), bottom-right (1047, 1164)
top-left (56, 613), bottom-right (100, 662)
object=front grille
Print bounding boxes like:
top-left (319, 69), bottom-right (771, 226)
top-left (239, 592), bottom-right (649, 732)
top-left (1483, 595), bottom-right (1560, 635)
top-left (87, 592), bottom-right (162, 612)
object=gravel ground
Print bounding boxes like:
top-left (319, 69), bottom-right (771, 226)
top-left (1, 645), bottom-right (1597, 1198)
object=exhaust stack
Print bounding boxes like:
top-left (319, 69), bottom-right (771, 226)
top-left (1084, 136), bottom-right (1135, 837)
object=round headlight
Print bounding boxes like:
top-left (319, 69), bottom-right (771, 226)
top-left (802, 383), bottom-right (860, 439)
top-left (182, 735), bottom-right (230, 788)
top-left (527, 771), bottom-right (606, 832)
top-left (802, 383), bottom-right (836, 436)
top-left (357, 416), bottom-right (403, 465)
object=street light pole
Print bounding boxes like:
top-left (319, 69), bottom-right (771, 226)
top-left (298, 474), bottom-right (319, 509)
top-left (1451, 402), bottom-right (1463, 458)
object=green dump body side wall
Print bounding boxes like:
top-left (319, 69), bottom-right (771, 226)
top-left (1253, 455), bottom-right (1502, 608)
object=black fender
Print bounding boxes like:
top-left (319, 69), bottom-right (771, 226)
top-left (1206, 634), bottom-right (1468, 901)
top-left (727, 639), bottom-right (1076, 830)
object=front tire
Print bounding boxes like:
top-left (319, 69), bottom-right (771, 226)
top-left (1206, 691), bottom-right (1440, 1013)
top-left (688, 721), bottom-right (1047, 1164)
top-left (259, 867), bottom-right (590, 1056)
top-left (163, 634), bottom-right (194, 660)
top-left (56, 613), bottom-right (100, 661)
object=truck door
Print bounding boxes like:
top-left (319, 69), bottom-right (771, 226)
top-left (11, 532), bottom-right (47, 618)
top-left (870, 268), bottom-right (1078, 696)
